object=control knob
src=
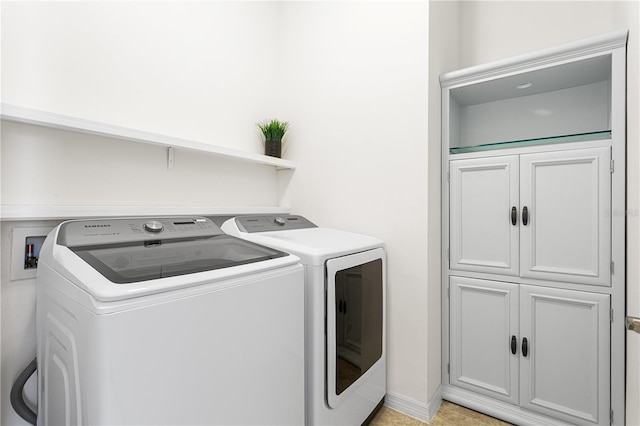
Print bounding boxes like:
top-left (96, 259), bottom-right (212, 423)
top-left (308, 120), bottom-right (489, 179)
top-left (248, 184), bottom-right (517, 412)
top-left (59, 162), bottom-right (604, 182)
top-left (144, 220), bottom-right (164, 233)
top-left (274, 217), bottom-right (286, 226)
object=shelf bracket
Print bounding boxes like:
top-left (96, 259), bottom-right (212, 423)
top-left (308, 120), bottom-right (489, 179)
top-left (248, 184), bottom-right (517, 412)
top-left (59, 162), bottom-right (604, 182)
top-left (168, 147), bottom-right (175, 171)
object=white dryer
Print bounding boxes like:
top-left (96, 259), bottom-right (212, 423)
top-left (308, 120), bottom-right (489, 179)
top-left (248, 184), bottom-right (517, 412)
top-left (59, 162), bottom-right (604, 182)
top-left (222, 215), bottom-right (386, 426)
top-left (36, 216), bottom-right (305, 425)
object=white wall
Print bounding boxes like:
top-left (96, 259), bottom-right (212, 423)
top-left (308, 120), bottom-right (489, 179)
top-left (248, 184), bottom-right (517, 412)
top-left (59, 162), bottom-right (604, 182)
top-left (458, 0), bottom-right (620, 68)
top-left (277, 0), bottom-right (432, 412)
top-left (450, 1), bottom-right (640, 424)
top-left (1, 121), bottom-right (279, 208)
top-left (427, 0), bottom-right (460, 406)
top-left (0, 1), bottom-right (288, 211)
top-left (1, 1), bottom-right (434, 423)
top-left (1, 1), bottom-right (281, 153)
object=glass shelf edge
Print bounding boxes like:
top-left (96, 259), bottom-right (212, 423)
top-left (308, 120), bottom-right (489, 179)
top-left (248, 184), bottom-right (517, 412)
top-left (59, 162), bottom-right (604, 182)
top-left (450, 131), bottom-right (612, 154)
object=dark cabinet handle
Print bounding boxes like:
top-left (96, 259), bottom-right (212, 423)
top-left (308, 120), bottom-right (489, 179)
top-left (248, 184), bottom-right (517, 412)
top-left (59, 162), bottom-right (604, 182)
top-left (343, 301), bottom-right (346, 314)
top-left (338, 300), bottom-right (343, 313)
top-left (522, 206), bottom-right (529, 226)
top-left (510, 335), bottom-right (517, 354)
top-left (511, 207), bottom-right (517, 226)
top-left (522, 337), bottom-right (529, 357)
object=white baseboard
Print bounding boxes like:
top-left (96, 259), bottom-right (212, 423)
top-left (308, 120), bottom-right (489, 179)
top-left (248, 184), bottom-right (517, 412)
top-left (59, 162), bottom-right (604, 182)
top-left (384, 386), bottom-right (442, 422)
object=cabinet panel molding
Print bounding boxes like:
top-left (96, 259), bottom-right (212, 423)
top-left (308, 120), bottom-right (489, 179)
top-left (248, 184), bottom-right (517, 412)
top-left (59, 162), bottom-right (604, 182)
top-left (519, 286), bottom-right (610, 425)
top-left (449, 276), bottom-right (519, 404)
top-left (449, 156), bottom-right (519, 276)
top-left (520, 148), bottom-right (611, 286)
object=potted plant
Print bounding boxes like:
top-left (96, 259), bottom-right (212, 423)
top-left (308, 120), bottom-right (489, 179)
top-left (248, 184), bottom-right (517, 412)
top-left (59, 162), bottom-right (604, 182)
top-left (257, 118), bottom-right (289, 158)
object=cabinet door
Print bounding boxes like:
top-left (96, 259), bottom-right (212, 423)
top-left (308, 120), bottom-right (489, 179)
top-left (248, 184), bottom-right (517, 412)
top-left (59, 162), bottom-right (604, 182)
top-left (520, 148), bottom-right (611, 286)
top-left (520, 285), bottom-right (610, 425)
top-left (450, 156), bottom-right (519, 276)
top-left (450, 276), bottom-right (519, 404)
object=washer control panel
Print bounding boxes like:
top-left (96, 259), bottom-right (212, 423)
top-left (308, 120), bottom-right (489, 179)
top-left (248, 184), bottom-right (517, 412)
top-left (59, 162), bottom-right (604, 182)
top-left (58, 217), bottom-right (221, 247)
top-left (235, 215), bottom-right (317, 233)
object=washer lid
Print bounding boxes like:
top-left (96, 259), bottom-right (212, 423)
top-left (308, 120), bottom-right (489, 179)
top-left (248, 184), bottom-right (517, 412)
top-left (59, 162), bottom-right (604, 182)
top-left (69, 235), bottom-right (288, 284)
top-left (58, 217), bottom-right (288, 284)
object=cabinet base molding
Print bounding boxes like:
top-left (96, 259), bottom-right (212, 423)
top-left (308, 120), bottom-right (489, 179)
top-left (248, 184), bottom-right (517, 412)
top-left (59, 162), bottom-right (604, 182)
top-left (442, 385), bottom-right (570, 426)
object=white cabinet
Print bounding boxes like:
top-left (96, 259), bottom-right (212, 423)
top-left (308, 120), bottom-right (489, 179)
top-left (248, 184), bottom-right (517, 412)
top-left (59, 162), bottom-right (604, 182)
top-left (441, 30), bottom-right (627, 426)
top-left (450, 276), bottom-right (611, 425)
top-left (450, 147), bottom-right (611, 287)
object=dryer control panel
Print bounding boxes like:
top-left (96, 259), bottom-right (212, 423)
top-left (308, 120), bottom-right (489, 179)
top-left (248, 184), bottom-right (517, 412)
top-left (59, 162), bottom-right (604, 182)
top-left (235, 215), bottom-right (317, 233)
top-left (57, 217), bottom-right (221, 247)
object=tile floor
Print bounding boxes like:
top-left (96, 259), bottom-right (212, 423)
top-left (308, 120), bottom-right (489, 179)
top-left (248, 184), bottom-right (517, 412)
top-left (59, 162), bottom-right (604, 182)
top-left (370, 401), bottom-right (513, 426)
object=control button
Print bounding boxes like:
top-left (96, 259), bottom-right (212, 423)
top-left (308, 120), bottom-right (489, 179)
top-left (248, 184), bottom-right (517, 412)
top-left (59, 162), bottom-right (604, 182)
top-left (144, 220), bottom-right (164, 233)
top-left (274, 217), bottom-right (286, 226)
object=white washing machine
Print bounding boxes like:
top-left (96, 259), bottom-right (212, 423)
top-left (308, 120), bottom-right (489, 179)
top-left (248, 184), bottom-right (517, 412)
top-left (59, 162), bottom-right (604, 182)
top-left (222, 215), bottom-right (386, 426)
top-left (36, 216), bottom-right (305, 425)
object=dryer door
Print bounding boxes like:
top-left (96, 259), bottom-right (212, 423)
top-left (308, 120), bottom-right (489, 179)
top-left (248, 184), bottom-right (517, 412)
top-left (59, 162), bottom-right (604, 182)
top-left (326, 247), bottom-right (385, 408)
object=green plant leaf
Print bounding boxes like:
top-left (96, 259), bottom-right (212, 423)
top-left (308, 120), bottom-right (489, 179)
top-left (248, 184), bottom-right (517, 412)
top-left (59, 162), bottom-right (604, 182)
top-left (257, 118), bottom-right (289, 141)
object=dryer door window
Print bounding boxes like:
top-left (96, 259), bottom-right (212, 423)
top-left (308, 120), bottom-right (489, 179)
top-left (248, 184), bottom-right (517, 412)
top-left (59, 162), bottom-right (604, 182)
top-left (326, 247), bottom-right (385, 408)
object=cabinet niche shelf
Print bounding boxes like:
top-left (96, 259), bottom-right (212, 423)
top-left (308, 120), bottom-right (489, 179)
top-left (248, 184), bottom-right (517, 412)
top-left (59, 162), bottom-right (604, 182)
top-left (449, 130), bottom-right (612, 154)
top-left (0, 103), bottom-right (296, 170)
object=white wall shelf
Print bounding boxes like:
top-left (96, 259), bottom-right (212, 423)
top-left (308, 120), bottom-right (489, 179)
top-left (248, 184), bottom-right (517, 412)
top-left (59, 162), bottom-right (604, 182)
top-left (0, 205), bottom-right (291, 222)
top-left (0, 103), bottom-right (296, 170)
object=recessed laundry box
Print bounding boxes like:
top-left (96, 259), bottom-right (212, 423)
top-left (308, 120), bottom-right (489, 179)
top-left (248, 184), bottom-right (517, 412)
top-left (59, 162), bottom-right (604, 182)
top-left (36, 216), bottom-right (305, 425)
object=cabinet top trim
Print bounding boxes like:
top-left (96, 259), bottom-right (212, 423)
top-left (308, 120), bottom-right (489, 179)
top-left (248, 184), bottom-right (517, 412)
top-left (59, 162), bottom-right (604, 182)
top-left (440, 29), bottom-right (628, 88)
top-left (0, 103), bottom-right (296, 170)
